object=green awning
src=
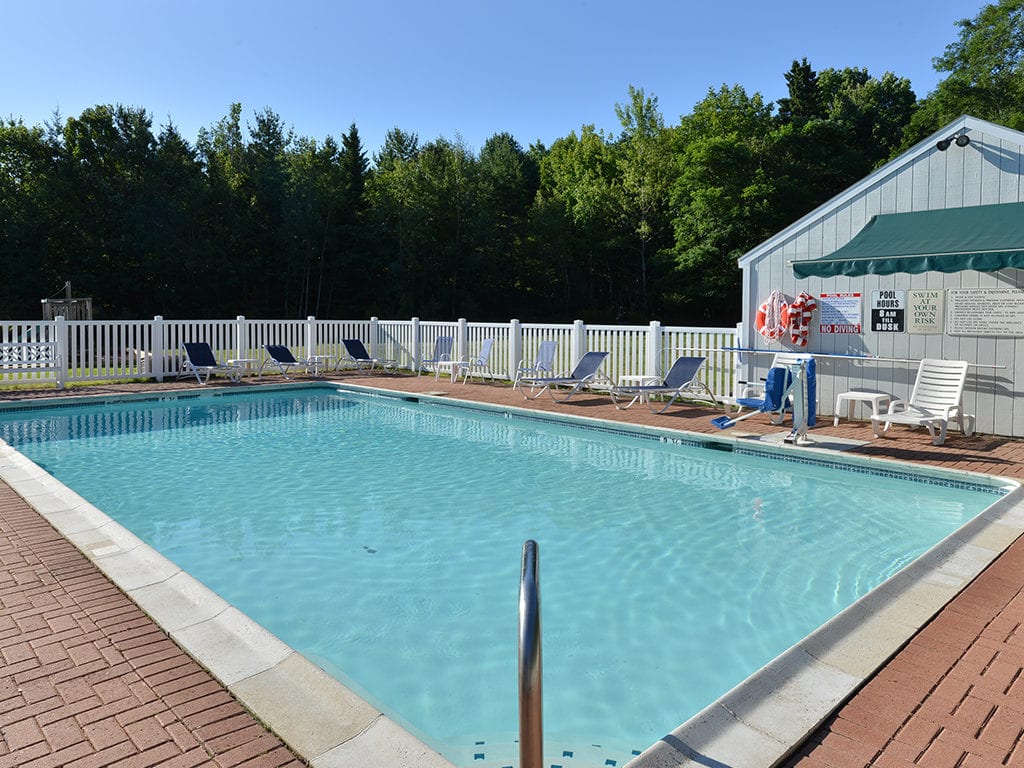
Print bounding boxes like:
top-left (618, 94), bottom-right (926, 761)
top-left (792, 202), bottom-right (1024, 278)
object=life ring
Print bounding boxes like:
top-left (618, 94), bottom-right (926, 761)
top-left (756, 290), bottom-right (789, 341)
top-left (787, 292), bottom-right (817, 347)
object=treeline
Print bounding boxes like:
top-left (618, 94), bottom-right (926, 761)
top-left (2, 1), bottom-right (1019, 324)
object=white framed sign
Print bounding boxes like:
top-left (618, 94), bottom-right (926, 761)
top-left (947, 288), bottom-right (1024, 337)
top-left (819, 292), bottom-right (862, 334)
top-left (907, 290), bottom-right (944, 334)
top-left (871, 290), bottom-right (905, 333)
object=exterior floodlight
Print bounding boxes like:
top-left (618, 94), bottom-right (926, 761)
top-left (937, 132), bottom-right (970, 151)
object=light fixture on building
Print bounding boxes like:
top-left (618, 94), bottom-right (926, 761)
top-left (937, 132), bottom-right (971, 151)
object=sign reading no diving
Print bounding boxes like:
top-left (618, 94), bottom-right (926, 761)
top-left (871, 290), bottom-right (905, 333)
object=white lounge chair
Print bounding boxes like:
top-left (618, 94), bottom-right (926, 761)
top-left (177, 342), bottom-right (242, 384)
top-left (519, 351), bottom-right (611, 402)
top-left (610, 356), bottom-right (719, 413)
top-left (871, 358), bottom-right (975, 446)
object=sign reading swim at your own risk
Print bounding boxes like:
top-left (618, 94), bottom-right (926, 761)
top-left (907, 290), bottom-right (944, 334)
top-left (818, 292), bottom-right (862, 334)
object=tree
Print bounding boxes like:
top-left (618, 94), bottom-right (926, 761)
top-left (537, 125), bottom-right (626, 319)
top-left (373, 127), bottom-right (419, 170)
top-left (614, 86), bottom-right (674, 315)
top-left (903, 0), bottom-right (1024, 143)
top-left (777, 58), bottom-right (821, 123)
top-left (0, 119), bottom-right (60, 315)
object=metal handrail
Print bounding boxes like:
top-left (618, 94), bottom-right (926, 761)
top-left (518, 540), bottom-right (543, 768)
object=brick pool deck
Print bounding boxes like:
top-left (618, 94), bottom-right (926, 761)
top-left (1, 372), bottom-right (1023, 767)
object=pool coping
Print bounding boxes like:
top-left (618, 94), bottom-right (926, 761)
top-left (1, 380), bottom-right (1021, 768)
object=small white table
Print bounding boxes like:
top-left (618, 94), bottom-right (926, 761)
top-left (617, 375), bottom-right (660, 407)
top-left (306, 355), bottom-right (334, 377)
top-left (430, 360), bottom-right (463, 382)
top-left (834, 390), bottom-right (891, 426)
top-left (227, 358), bottom-right (258, 377)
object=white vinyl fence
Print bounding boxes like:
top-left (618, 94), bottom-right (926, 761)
top-left (0, 316), bottom-right (741, 399)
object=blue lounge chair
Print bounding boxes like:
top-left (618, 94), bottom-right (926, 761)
top-left (610, 356), bottom-right (719, 413)
top-left (177, 342), bottom-right (242, 385)
top-left (339, 339), bottom-right (396, 374)
top-left (455, 338), bottom-right (494, 383)
top-left (519, 351), bottom-right (611, 402)
top-left (259, 344), bottom-right (329, 378)
top-left (513, 341), bottom-right (558, 390)
top-left (419, 336), bottom-right (454, 378)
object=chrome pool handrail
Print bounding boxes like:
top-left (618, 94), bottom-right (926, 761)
top-left (519, 539), bottom-right (543, 768)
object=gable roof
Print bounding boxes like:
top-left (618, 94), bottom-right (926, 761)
top-left (737, 115), bottom-right (1024, 269)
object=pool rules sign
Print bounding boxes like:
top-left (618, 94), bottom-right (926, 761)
top-left (871, 290), bottom-right (905, 333)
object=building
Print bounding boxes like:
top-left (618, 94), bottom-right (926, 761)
top-left (738, 115), bottom-right (1024, 438)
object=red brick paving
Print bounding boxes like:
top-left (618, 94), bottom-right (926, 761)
top-left (2, 373), bottom-right (1024, 767)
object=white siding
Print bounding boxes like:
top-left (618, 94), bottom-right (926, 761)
top-left (740, 119), bottom-right (1024, 438)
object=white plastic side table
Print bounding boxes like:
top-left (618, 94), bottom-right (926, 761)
top-left (834, 390), bottom-right (891, 426)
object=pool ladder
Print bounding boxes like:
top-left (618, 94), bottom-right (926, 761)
top-left (519, 540), bottom-right (543, 768)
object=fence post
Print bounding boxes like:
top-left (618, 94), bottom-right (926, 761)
top-left (647, 320), bottom-right (662, 378)
top-left (369, 316), bottom-right (379, 357)
top-left (509, 319), bottom-right (522, 381)
top-left (306, 316), bottom-right (316, 357)
top-left (733, 321), bottom-right (745, 400)
top-left (457, 318), bottom-right (468, 362)
top-left (412, 317), bottom-right (421, 372)
top-left (235, 315), bottom-right (246, 359)
top-left (152, 316), bottom-right (165, 381)
top-left (571, 319), bottom-right (586, 366)
top-left (53, 316), bottom-right (68, 389)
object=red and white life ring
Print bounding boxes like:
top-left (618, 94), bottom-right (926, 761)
top-left (755, 290), bottom-right (789, 341)
top-left (787, 292), bottom-right (817, 347)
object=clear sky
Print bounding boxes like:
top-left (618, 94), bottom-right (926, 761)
top-left (3, 0), bottom-right (975, 160)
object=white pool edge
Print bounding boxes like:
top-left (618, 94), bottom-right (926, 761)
top-left (1, 381), bottom-right (1021, 768)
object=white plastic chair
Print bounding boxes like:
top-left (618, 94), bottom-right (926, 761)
top-left (870, 358), bottom-right (975, 445)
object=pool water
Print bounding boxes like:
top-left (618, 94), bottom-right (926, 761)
top-left (0, 389), bottom-right (1005, 766)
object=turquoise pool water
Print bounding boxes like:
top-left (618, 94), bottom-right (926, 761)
top-left (0, 388), bottom-right (1007, 767)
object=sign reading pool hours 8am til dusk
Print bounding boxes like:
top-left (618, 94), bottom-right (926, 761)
top-left (871, 289), bottom-right (905, 333)
top-left (818, 292), bottom-right (862, 334)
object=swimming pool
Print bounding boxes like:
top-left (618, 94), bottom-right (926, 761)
top-left (0, 385), bottom-right (1017, 768)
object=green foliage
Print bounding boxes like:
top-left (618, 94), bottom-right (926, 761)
top-left (903, 0), bottom-right (1024, 144)
top-left (2, 8), bottom-right (1020, 324)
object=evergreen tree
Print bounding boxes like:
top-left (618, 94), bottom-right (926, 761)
top-left (777, 58), bottom-right (821, 123)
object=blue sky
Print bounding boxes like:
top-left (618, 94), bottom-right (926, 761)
top-left (3, 0), bottom-right (975, 159)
